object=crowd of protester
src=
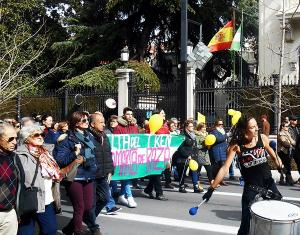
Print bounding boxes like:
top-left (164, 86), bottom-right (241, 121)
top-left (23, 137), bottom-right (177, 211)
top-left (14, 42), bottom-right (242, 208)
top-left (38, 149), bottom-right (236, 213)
top-left (0, 109), bottom-right (300, 234)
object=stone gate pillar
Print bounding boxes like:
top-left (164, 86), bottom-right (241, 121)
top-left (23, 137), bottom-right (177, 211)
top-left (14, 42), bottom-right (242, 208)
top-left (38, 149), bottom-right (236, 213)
top-left (115, 68), bottom-right (134, 116)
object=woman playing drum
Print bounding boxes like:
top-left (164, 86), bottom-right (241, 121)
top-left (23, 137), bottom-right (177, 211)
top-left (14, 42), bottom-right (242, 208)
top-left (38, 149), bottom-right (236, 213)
top-left (202, 115), bottom-right (283, 235)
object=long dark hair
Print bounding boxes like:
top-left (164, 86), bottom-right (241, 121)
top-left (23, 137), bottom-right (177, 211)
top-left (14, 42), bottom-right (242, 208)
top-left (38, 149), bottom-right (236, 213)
top-left (229, 115), bottom-right (256, 146)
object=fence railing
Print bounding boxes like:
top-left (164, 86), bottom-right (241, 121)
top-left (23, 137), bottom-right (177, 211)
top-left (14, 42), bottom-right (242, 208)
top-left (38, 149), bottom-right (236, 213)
top-left (10, 86), bottom-right (180, 124)
top-left (4, 78), bottom-right (300, 131)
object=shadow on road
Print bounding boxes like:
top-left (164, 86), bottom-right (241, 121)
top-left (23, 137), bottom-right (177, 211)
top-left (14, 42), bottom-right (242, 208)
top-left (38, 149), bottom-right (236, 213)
top-left (211, 209), bottom-right (241, 221)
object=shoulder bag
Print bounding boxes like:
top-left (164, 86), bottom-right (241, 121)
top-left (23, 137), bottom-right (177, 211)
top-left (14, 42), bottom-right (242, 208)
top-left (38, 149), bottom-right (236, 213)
top-left (19, 163), bottom-right (39, 216)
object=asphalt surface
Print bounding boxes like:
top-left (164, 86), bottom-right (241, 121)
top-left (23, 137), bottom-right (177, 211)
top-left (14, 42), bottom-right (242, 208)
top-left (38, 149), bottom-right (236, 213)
top-left (55, 170), bottom-right (300, 235)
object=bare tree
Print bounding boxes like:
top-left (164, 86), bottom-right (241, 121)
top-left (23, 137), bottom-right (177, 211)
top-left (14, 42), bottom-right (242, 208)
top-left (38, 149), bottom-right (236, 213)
top-left (240, 83), bottom-right (300, 119)
top-left (0, 21), bottom-right (75, 109)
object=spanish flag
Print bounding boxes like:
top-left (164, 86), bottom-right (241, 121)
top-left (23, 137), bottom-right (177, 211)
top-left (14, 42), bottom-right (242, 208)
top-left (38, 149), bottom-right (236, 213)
top-left (208, 21), bottom-right (233, 52)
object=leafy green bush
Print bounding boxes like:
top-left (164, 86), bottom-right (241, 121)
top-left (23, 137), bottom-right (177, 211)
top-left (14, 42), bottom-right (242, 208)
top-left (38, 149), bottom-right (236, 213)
top-left (62, 60), bottom-right (160, 91)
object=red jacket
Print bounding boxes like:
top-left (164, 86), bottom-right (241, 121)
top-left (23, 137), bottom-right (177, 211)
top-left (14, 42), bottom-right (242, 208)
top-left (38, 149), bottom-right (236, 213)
top-left (113, 116), bottom-right (139, 134)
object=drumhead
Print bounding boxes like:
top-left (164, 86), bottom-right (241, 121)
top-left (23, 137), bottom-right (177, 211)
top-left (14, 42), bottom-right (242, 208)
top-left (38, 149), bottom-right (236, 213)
top-left (251, 200), bottom-right (300, 221)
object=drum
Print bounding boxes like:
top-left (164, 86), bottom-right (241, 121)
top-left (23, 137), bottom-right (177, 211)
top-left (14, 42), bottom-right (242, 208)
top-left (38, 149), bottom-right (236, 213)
top-left (250, 200), bottom-right (300, 235)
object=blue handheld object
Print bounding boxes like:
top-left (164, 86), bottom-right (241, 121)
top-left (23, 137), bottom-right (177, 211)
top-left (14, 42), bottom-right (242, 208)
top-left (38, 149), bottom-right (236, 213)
top-left (188, 199), bottom-right (206, 216)
top-left (189, 207), bottom-right (198, 216)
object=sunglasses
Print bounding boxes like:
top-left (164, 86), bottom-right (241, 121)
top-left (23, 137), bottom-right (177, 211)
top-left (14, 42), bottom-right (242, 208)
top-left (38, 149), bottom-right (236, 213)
top-left (218, 123), bottom-right (224, 126)
top-left (31, 133), bottom-right (45, 138)
top-left (80, 118), bottom-right (88, 123)
top-left (6, 137), bottom-right (17, 142)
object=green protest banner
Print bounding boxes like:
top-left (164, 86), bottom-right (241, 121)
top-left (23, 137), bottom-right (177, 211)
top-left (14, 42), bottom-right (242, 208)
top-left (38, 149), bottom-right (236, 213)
top-left (107, 134), bottom-right (184, 180)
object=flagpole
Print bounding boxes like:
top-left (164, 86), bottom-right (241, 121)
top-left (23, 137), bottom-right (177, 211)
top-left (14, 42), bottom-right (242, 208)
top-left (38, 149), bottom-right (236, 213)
top-left (240, 11), bottom-right (243, 86)
top-left (232, 8), bottom-right (236, 85)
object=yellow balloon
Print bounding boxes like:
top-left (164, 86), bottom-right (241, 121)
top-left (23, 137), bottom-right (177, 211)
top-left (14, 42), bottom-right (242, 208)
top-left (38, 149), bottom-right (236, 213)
top-left (231, 112), bottom-right (242, 125)
top-left (235, 111), bottom-right (242, 118)
top-left (149, 114), bottom-right (163, 134)
top-left (228, 109), bottom-right (236, 116)
top-left (204, 134), bottom-right (216, 146)
top-left (189, 159), bottom-right (198, 171)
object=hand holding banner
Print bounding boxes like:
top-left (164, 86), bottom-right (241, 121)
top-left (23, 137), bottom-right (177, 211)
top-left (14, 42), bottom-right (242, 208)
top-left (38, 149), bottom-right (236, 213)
top-left (108, 134), bottom-right (184, 180)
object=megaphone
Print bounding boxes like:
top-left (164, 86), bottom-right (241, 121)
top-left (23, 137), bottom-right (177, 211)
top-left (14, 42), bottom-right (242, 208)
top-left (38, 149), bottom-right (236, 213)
top-left (105, 98), bottom-right (117, 109)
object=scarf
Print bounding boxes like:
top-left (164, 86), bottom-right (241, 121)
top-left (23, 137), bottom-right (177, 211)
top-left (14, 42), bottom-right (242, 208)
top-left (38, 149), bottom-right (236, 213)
top-left (216, 127), bottom-right (226, 135)
top-left (200, 131), bottom-right (208, 138)
top-left (74, 130), bottom-right (95, 160)
top-left (27, 144), bottom-right (62, 181)
top-left (186, 130), bottom-right (196, 140)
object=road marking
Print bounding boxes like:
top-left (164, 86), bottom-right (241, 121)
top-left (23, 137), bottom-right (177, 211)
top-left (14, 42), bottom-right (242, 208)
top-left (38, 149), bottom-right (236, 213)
top-left (100, 212), bottom-right (239, 234)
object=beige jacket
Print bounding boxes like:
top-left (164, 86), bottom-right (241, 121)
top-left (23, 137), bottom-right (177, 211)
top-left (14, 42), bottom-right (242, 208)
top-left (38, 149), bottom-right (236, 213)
top-left (278, 130), bottom-right (295, 154)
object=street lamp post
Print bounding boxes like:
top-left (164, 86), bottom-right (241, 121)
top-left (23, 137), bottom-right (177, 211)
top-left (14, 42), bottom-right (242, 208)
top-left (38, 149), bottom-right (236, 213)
top-left (116, 46), bottom-right (134, 116)
top-left (180, 0), bottom-right (188, 120)
top-left (186, 40), bottom-right (195, 119)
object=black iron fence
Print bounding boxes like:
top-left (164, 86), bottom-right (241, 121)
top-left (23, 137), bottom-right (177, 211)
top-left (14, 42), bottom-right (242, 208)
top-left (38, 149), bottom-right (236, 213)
top-left (4, 77), bottom-right (300, 131)
top-left (17, 88), bottom-right (118, 121)
top-left (10, 85), bottom-right (179, 125)
top-left (195, 78), bottom-right (255, 128)
top-left (195, 76), bottom-right (300, 131)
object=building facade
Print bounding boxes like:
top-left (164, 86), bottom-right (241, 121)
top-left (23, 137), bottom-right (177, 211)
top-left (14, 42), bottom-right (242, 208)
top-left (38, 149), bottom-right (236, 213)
top-left (259, 0), bottom-right (300, 85)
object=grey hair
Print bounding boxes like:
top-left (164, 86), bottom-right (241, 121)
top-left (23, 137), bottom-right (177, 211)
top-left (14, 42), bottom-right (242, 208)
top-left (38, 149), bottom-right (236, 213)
top-left (21, 117), bottom-right (34, 126)
top-left (0, 123), bottom-right (15, 138)
top-left (19, 124), bottom-right (45, 144)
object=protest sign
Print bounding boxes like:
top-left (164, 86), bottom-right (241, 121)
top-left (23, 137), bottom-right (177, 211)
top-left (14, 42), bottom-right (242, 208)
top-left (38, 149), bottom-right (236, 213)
top-left (107, 134), bottom-right (184, 180)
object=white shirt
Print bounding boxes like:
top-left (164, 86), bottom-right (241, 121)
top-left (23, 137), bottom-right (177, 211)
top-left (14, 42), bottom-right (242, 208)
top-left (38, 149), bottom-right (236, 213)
top-left (44, 177), bottom-right (54, 205)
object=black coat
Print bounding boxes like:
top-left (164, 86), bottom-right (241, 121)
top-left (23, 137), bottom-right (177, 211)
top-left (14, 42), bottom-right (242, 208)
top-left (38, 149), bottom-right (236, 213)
top-left (172, 131), bottom-right (198, 165)
top-left (89, 127), bottom-right (114, 178)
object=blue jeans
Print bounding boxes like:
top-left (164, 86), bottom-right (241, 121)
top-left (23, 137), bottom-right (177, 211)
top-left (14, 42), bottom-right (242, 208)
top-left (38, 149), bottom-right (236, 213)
top-left (106, 181), bottom-right (118, 210)
top-left (106, 190), bottom-right (116, 211)
top-left (120, 180), bottom-right (132, 197)
top-left (18, 203), bottom-right (57, 235)
top-left (191, 170), bottom-right (198, 185)
top-left (110, 180), bottom-right (118, 193)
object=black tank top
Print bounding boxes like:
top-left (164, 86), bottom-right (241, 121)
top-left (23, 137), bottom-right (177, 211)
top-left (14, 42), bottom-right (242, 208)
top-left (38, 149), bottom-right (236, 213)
top-left (238, 134), bottom-right (272, 187)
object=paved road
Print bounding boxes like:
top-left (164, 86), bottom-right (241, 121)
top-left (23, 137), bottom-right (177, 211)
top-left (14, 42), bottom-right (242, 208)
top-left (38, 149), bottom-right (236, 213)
top-left (56, 171), bottom-right (300, 235)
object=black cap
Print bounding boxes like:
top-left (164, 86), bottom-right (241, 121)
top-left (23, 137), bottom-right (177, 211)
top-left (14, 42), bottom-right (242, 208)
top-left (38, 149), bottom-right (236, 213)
top-left (289, 115), bottom-right (298, 120)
